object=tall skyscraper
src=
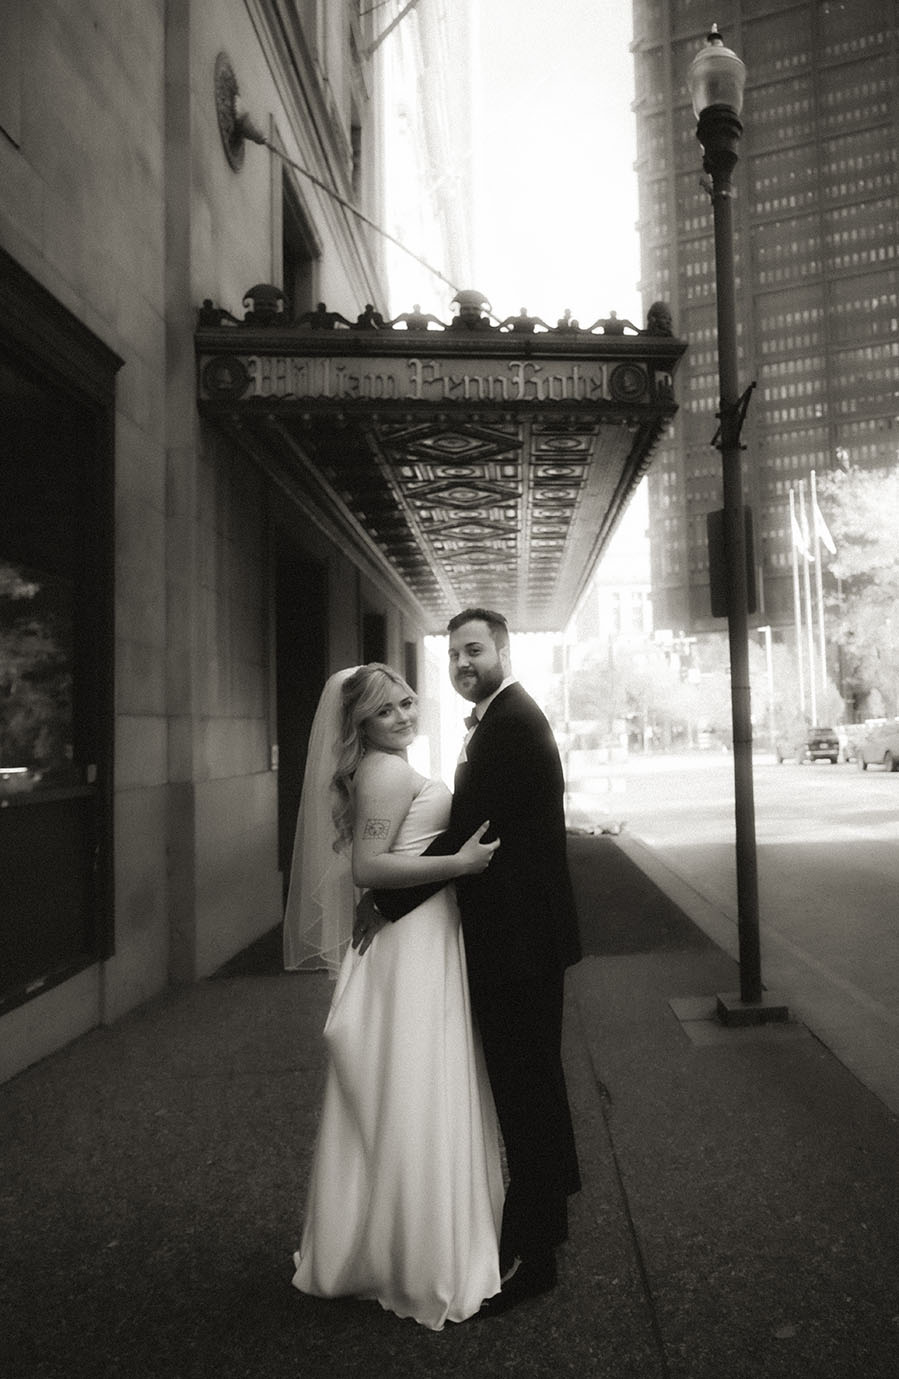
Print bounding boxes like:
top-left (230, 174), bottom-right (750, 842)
top-left (632, 1), bottom-right (899, 636)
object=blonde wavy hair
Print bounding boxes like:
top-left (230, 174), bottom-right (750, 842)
top-left (331, 663), bottom-right (416, 850)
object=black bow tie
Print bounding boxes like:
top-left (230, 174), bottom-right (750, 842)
top-left (464, 712), bottom-right (479, 730)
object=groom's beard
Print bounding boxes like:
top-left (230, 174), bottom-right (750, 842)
top-left (453, 664), bottom-right (504, 704)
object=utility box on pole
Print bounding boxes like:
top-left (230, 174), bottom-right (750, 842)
top-left (707, 506), bottom-right (757, 618)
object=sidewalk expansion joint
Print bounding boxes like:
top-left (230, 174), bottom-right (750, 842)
top-left (573, 993), bottom-right (673, 1379)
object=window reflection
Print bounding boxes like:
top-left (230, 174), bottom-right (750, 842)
top-left (0, 560), bottom-right (76, 794)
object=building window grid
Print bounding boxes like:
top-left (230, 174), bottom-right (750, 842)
top-left (819, 29), bottom-right (893, 64)
top-left (677, 209), bottom-right (711, 235)
top-left (641, 249), bottom-right (672, 293)
top-left (680, 242), bottom-right (745, 301)
top-left (687, 344), bottom-right (718, 369)
top-left (756, 259), bottom-right (822, 287)
top-left (826, 243), bottom-right (898, 273)
top-left (761, 448), bottom-right (828, 467)
top-left (760, 356), bottom-right (827, 390)
top-left (765, 402), bottom-right (831, 425)
top-left (821, 132), bottom-right (898, 199)
top-left (757, 291), bottom-right (825, 330)
top-left (672, 115), bottom-right (703, 165)
top-left (828, 272), bottom-right (899, 343)
top-left (747, 80), bottom-right (815, 151)
top-left (634, 47), bottom-right (666, 107)
top-left (817, 76), bottom-right (893, 135)
top-left (751, 189), bottom-right (818, 217)
top-left (670, 0), bottom-right (737, 27)
top-left (825, 199), bottom-right (898, 237)
top-left (822, 167), bottom-right (897, 205)
top-left (754, 213), bottom-right (819, 261)
top-left (837, 417), bottom-right (898, 441)
top-left (681, 311), bottom-right (718, 342)
top-left (641, 177), bottom-right (671, 227)
top-left (642, 219), bottom-right (674, 247)
top-left (639, 4), bottom-right (899, 629)
top-left (759, 330), bottom-right (824, 356)
top-left (637, 113), bottom-right (669, 163)
top-left (686, 373), bottom-right (718, 400)
top-left (633, 2), bottom-right (666, 46)
top-left (749, 143), bottom-right (817, 216)
top-left (761, 375), bottom-right (826, 407)
top-left (742, 10), bottom-right (812, 77)
top-left (830, 351), bottom-right (899, 415)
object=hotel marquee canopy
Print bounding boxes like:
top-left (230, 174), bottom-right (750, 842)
top-left (196, 292), bottom-right (686, 633)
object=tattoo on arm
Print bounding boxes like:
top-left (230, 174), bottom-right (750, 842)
top-left (362, 817), bottom-right (391, 840)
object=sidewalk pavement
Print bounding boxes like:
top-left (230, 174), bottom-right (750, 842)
top-left (612, 824), bottom-right (899, 1121)
top-left (2, 835), bottom-right (897, 1379)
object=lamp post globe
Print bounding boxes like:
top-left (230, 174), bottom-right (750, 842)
top-left (688, 26), bottom-right (746, 186)
top-left (687, 23), bottom-right (746, 119)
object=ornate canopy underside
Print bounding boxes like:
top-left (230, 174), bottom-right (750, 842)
top-left (196, 313), bottom-right (686, 633)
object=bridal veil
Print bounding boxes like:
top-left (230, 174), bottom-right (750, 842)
top-left (282, 668), bottom-right (359, 975)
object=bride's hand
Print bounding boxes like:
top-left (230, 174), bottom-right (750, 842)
top-left (352, 890), bottom-right (387, 955)
top-left (456, 821), bottom-right (500, 875)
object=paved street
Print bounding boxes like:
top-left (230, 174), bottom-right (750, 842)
top-left (572, 750), bottom-right (899, 1115)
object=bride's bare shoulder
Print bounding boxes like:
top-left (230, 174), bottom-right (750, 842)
top-left (354, 751), bottom-right (419, 791)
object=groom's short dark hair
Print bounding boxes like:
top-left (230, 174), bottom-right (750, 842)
top-left (447, 607), bottom-right (509, 653)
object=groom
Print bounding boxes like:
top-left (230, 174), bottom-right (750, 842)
top-left (358, 608), bottom-right (582, 1315)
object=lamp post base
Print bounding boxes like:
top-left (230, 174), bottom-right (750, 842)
top-left (716, 991), bottom-right (790, 1027)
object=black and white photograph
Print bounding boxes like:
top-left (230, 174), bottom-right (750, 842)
top-left (2, 2), bottom-right (898, 1375)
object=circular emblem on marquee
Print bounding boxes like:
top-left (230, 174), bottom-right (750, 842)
top-left (609, 363), bottom-right (647, 402)
top-left (202, 355), bottom-right (250, 399)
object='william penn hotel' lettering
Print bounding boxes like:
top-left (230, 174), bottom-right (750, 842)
top-left (246, 356), bottom-right (607, 403)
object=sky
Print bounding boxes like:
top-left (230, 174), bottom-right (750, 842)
top-left (469, 0), bottom-right (641, 328)
top-left (382, 0), bottom-right (641, 328)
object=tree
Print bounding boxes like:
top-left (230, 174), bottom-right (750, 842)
top-left (549, 636), bottom-right (731, 750)
top-left (817, 465), bottom-right (899, 717)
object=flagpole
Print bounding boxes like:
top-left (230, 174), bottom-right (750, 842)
top-left (810, 469), bottom-right (828, 696)
top-left (799, 481), bottom-right (817, 723)
top-left (759, 622), bottom-right (775, 750)
top-left (789, 487), bottom-right (806, 716)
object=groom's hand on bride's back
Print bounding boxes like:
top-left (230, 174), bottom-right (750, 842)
top-left (352, 890), bottom-right (388, 956)
top-left (457, 821), bottom-right (500, 874)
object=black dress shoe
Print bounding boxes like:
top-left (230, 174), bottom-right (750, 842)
top-left (479, 1255), bottom-right (557, 1317)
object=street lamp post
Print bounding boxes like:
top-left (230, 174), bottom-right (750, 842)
top-left (687, 26), bottom-right (787, 1024)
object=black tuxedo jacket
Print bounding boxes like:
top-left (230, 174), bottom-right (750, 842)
top-left (374, 682), bottom-right (582, 992)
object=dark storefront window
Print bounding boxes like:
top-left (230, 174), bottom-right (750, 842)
top-left (0, 251), bottom-right (119, 1010)
top-left (1, 562), bottom-right (76, 794)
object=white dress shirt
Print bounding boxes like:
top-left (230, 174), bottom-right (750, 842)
top-left (458, 677), bottom-right (516, 762)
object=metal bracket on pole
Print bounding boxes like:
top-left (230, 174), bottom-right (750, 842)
top-left (711, 381), bottom-right (756, 451)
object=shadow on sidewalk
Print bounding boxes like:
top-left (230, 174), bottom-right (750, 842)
top-left (568, 833), bottom-right (717, 955)
top-left (2, 835), bottom-right (898, 1378)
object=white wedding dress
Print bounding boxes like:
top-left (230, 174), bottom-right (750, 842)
top-left (292, 777), bottom-right (503, 1330)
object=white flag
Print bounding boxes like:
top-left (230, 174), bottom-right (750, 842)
top-left (791, 511), bottom-right (814, 561)
top-left (813, 497), bottom-right (836, 554)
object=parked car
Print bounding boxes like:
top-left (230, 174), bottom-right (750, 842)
top-left (836, 723), bottom-right (867, 764)
top-left (775, 726), bottom-right (839, 764)
top-left (855, 719), bottom-right (899, 771)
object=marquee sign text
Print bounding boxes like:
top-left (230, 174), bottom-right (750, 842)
top-left (199, 353), bottom-right (629, 405)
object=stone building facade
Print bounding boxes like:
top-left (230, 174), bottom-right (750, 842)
top-left (0, 0), bottom-right (463, 1080)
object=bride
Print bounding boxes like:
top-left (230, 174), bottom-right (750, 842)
top-left (284, 664), bottom-right (504, 1330)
